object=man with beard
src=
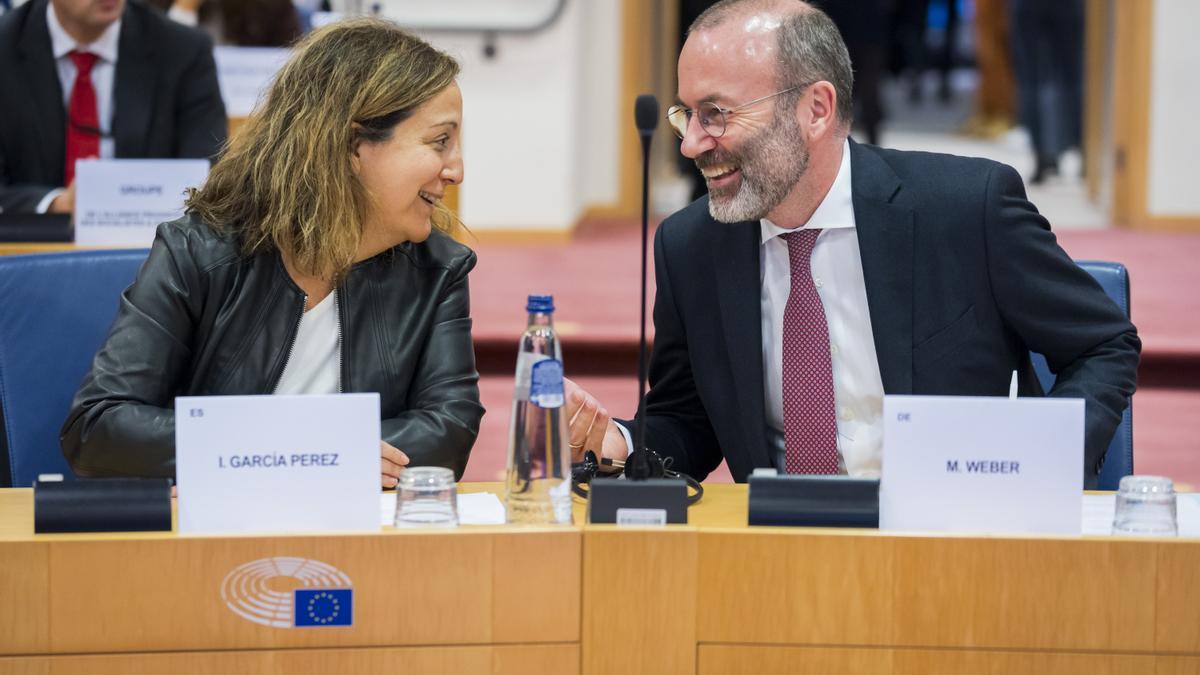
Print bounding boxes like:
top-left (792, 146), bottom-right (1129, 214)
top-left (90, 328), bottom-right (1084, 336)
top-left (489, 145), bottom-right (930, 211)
top-left (563, 0), bottom-right (1139, 489)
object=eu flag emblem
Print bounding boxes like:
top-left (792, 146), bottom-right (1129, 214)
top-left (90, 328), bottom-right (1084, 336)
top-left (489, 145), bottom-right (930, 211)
top-left (294, 589), bottom-right (353, 627)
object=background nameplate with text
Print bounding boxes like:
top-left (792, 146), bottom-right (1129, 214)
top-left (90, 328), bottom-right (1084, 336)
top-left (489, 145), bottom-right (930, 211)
top-left (176, 394), bottom-right (380, 534)
top-left (75, 159), bottom-right (210, 247)
top-left (880, 395), bottom-right (1084, 535)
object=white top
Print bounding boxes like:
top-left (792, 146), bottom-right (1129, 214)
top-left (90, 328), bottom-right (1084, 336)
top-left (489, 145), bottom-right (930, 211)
top-left (38, 3), bottom-right (120, 212)
top-left (274, 291), bottom-right (342, 395)
top-left (759, 141), bottom-right (886, 477)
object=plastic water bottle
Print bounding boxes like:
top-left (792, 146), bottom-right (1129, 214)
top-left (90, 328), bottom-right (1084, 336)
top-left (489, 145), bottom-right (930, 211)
top-left (504, 295), bottom-right (572, 524)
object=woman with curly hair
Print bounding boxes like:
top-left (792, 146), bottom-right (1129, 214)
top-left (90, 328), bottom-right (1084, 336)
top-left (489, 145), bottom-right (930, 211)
top-left (62, 19), bottom-right (483, 486)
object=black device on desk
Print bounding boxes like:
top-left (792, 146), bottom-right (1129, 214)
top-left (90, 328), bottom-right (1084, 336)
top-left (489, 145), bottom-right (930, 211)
top-left (0, 214), bottom-right (72, 242)
top-left (748, 470), bottom-right (880, 527)
top-left (34, 477), bottom-right (172, 533)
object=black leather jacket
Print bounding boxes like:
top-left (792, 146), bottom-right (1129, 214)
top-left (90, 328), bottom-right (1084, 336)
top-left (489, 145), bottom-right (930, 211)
top-left (60, 214), bottom-right (484, 479)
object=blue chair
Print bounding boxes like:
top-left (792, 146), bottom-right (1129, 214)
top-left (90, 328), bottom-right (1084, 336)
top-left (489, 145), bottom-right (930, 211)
top-left (1030, 260), bottom-right (1133, 490)
top-left (0, 249), bottom-right (148, 487)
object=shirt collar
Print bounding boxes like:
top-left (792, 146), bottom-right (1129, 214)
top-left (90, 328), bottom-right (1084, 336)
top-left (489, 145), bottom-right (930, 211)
top-left (760, 139), bottom-right (854, 246)
top-left (47, 2), bottom-right (121, 63)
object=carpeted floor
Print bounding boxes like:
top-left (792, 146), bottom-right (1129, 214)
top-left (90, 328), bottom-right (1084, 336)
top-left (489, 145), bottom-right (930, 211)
top-left (465, 221), bottom-right (1200, 489)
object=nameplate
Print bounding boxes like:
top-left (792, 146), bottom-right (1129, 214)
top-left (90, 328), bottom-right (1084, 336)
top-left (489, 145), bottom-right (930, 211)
top-left (75, 159), bottom-right (210, 246)
top-left (880, 395), bottom-right (1083, 535)
top-left (176, 394), bottom-right (380, 534)
top-left (214, 47), bottom-right (289, 117)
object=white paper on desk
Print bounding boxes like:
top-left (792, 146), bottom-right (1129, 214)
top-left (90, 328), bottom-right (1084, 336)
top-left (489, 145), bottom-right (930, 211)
top-left (74, 159), bottom-right (210, 246)
top-left (1179, 494), bottom-right (1200, 538)
top-left (379, 491), bottom-right (506, 526)
top-left (880, 395), bottom-right (1084, 535)
top-left (176, 394), bottom-right (379, 534)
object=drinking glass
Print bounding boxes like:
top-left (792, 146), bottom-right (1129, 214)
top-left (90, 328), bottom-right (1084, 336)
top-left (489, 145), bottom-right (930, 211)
top-left (394, 467), bottom-right (458, 528)
top-left (1111, 475), bottom-right (1177, 536)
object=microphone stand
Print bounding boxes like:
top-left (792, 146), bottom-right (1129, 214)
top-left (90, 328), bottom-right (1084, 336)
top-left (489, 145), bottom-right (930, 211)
top-left (625, 94), bottom-right (665, 481)
top-left (578, 94), bottom-right (701, 523)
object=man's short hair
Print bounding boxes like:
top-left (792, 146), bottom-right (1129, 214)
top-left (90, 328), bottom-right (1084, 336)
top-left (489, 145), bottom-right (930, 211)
top-left (688, 0), bottom-right (854, 127)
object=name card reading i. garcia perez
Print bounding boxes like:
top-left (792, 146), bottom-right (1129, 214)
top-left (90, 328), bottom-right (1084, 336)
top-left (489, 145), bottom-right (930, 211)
top-left (74, 159), bottom-right (210, 247)
top-left (175, 394), bottom-right (380, 535)
top-left (880, 395), bottom-right (1084, 535)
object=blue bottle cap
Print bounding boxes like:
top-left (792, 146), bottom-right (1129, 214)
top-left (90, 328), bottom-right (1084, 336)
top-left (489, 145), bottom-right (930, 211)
top-left (526, 294), bottom-right (555, 313)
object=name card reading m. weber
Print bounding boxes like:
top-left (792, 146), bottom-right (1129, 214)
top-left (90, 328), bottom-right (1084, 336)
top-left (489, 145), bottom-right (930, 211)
top-left (881, 395), bottom-right (1084, 535)
top-left (176, 394), bottom-right (379, 534)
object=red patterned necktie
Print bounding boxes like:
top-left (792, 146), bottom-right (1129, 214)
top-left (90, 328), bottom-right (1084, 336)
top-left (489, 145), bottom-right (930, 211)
top-left (65, 50), bottom-right (101, 185)
top-left (780, 229), bottom-right (840, 474)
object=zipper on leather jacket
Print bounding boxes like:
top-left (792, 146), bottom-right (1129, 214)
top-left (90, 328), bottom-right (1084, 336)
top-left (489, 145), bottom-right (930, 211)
top-left (335, 289), bottom-right (345, 393)
top-left (272, 292), bottom-right (307, 392)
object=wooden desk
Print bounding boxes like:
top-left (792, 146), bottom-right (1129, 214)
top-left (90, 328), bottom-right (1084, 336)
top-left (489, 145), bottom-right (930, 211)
top-left (584, 485), bottom-right (1200, 675)
top-left (2, 484), bottom-right (1198, 675)
top-left (0, 243), bottom-right (84, 256)
top-left (0, 485), bottom-right (579, 675)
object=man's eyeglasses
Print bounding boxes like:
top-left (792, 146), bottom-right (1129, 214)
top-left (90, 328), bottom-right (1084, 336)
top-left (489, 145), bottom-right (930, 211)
top-left (666, 83), bottom-right (812, 140)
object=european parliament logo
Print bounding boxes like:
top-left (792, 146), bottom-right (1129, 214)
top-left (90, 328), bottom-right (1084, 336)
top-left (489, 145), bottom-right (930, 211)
top-left (221, 557), bottom-right (354, 628)
top-left (294, 589), bottom-right (353, 626)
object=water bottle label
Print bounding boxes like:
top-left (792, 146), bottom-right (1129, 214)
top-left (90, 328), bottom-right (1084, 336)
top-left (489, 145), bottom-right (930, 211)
top-left (529, 358), bottom-right (565, 408)
top-left (513, 352), bottom-right (550, 401)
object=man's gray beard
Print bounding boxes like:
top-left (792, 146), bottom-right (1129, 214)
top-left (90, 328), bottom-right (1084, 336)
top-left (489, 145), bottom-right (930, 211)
top-left (706, 113), bottom-right (809, 224)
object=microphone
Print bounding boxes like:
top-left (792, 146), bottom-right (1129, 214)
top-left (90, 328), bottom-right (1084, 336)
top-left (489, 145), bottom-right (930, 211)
top-left (634, 94), bottom-right (658, 143)
top-left (626, 94), bottom-right (665, 481)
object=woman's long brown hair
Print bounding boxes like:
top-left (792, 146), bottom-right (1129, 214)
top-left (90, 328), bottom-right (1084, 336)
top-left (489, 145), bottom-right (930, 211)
top-left (186, 18), bottom-right (460, 280)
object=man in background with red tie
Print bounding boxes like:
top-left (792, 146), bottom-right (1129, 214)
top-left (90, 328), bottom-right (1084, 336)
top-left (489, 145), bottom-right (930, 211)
top-left (563, 0), bottom-right (1140, 490)
top-left (0, 0), bottom-right (226, 214)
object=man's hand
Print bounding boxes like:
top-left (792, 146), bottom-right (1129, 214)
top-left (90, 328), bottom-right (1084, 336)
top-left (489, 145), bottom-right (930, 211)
top-left (48, 181), bottom-right (76, 214)
top-left (564, 377), bottom-right (630, 466)
top-left (381, 440), bottom-right (410, 489)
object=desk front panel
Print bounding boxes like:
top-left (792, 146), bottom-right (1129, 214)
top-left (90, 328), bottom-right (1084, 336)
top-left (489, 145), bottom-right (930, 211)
top-left (0, 528), bottom-right (579, 655)
top-left (697, 645), bottom-right (1176, 675)
top-left (695, 530), bottom-right (1198, 653)
top-left (0, 643), bottom-right (578, 675)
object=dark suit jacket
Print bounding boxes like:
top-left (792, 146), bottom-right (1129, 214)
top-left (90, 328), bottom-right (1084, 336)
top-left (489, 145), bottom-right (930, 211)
top-left (0, 0), bottom-right (227, 213)
top-left (634, 141), bottom-right (1140, 489)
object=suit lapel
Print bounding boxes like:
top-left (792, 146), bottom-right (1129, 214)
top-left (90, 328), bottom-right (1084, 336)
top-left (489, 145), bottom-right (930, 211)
top-left (850, 141), bottom-right (914, 395)
top-left (113, 6), bottom-right (154, 158)
top-left (18, 0), bottom-right (67, 182)
top-left (711, 215), bottom-right (771, 470)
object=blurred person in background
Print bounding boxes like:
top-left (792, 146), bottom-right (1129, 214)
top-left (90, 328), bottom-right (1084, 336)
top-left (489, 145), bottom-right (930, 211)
top-left (961, 0), bottom-right (1016, 139)
top-left (821, 0), bottom-right (890, 146)
top-left (61, 19), bottom-right (483, 486)
top-left (0, 0), bottom-right (227, 214)
top-left (155, 0), bottom-right (301, 46)
top-left (892, 0), bottom-right (959, 104)
top-left (1009, 0), bottom-right (1084, 184)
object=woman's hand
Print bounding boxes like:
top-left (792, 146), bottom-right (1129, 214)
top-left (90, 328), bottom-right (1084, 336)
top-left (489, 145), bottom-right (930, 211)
top-left (381, 440), bottom-right (410, 488)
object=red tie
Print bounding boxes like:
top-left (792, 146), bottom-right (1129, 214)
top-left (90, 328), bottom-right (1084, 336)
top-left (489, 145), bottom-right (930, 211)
top-left (65, 50), bottom-right (101, 185)
top-left (780, 229), bottom-right (840, 474)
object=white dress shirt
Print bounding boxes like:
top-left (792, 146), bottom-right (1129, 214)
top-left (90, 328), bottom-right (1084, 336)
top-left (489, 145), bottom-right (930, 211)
top-left (37, 3), bottom-right (120, 212)
top-left (760, 140), bottom-right (886, 477)
top-left (274, 291), bottom-right (342, 395)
